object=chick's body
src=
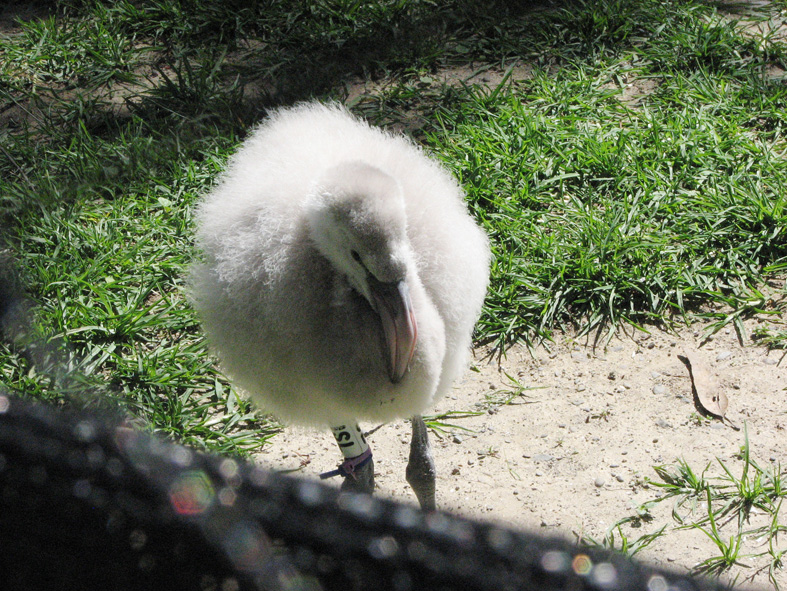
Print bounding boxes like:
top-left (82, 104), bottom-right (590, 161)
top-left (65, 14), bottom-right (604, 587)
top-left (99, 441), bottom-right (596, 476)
top-left (191, 103), bottom-right (489, 426)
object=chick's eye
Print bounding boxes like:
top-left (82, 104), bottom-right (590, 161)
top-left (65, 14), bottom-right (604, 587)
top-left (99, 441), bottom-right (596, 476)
top-left (351, 250), bottom-right (362, 264)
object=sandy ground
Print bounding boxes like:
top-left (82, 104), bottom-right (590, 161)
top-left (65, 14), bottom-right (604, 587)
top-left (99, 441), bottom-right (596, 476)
top-left (258, 314), bottom-right (786, 589)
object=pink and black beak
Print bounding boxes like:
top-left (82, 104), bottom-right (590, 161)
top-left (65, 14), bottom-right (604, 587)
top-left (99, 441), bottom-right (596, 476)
top-left (369, 278), bottom-right (417, 383)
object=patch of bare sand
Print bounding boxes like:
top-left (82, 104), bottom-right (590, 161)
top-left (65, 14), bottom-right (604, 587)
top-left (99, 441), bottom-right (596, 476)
top-left (258, 314), bottom-right (786, 589)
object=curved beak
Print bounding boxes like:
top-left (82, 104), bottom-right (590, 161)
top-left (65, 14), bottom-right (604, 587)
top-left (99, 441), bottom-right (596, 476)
top-left (370, 278), bottom-right (417, 383)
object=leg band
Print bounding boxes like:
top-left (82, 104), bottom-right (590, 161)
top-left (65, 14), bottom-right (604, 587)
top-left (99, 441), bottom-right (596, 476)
top-left (329, 423), bottom-right (369, 458)
top-left (319, 423), bottom-right (372, 481)
top-left (319, 447), bottom-right (373, 480)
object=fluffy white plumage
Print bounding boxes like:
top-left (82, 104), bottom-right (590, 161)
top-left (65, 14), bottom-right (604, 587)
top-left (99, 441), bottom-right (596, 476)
top-left (190, 102), bottom-right (490, 427)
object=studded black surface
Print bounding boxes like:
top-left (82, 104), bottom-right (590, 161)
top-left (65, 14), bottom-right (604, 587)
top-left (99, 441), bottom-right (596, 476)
top-left (0, 394), bottom-right (739, 591)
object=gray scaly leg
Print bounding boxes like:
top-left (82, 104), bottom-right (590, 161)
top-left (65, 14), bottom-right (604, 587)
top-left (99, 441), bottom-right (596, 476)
top-left (340, 453), bottom-right (375, 495)
top-left (405, 415), bottom-right (436, 511)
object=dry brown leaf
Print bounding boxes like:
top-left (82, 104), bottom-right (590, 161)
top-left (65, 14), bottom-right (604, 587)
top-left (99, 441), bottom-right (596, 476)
top-left (677, 353), bottom-right (728, 419)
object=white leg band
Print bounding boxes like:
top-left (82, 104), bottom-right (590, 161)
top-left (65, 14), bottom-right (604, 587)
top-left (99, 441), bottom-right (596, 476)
top-left (330, 423), bottom-right (369, 459)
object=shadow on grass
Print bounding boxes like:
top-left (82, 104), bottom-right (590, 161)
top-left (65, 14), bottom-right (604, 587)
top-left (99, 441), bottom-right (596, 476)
top-left (3, 0), bottom-right (686, 137)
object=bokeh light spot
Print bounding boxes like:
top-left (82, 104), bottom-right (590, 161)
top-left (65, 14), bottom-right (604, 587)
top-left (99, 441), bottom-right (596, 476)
top-left (647, 575), bottom-right (668, 591)
top-left (223, 522), bottom-right (270, 570)
top-left (592, 562), bottom-right (618, 587)
top-left (541, 550), bottom-right (570, 573)
top-left (572, 553), bottom-right (593, 575)
top-left (169, 470), bottom-right (215, 515)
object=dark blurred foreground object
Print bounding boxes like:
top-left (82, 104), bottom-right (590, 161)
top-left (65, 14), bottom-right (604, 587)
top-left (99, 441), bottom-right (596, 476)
top-left (0, 395), bottom-right (736, 591)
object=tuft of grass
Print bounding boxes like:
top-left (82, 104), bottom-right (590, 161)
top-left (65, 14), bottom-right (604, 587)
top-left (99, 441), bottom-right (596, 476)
top-left (624, 427), bottom-right (787, 586)
top-left (649, 458), bottom-right (714, 523)
top-left (581, 517), bottom-right (668, 559)
top-left (422, 372), bottom-right (541, 436)
top-left (2, 9), bottom-right (138, 87)
top-left (422, 410), bottom-right (484, 437)
top-left (693, 487), bottom-right (749, 578)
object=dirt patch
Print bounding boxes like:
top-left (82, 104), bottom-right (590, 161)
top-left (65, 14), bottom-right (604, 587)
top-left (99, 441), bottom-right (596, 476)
top-left (259, 314), bottom-right (786, 589)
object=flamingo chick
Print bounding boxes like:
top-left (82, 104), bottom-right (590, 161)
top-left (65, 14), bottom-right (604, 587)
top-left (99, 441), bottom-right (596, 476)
top-left (190, 102), bottom-right (490, 510)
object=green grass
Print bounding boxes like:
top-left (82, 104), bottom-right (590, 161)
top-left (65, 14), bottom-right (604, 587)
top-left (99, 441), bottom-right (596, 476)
top-left (430, 62), bottom-right (787, 348)
top-left (1, 2), bottom-right (786, 442)
top-left (581, 426), bottom-right (786, 587)
top-left (643, 427), bottom-right (786, 587)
